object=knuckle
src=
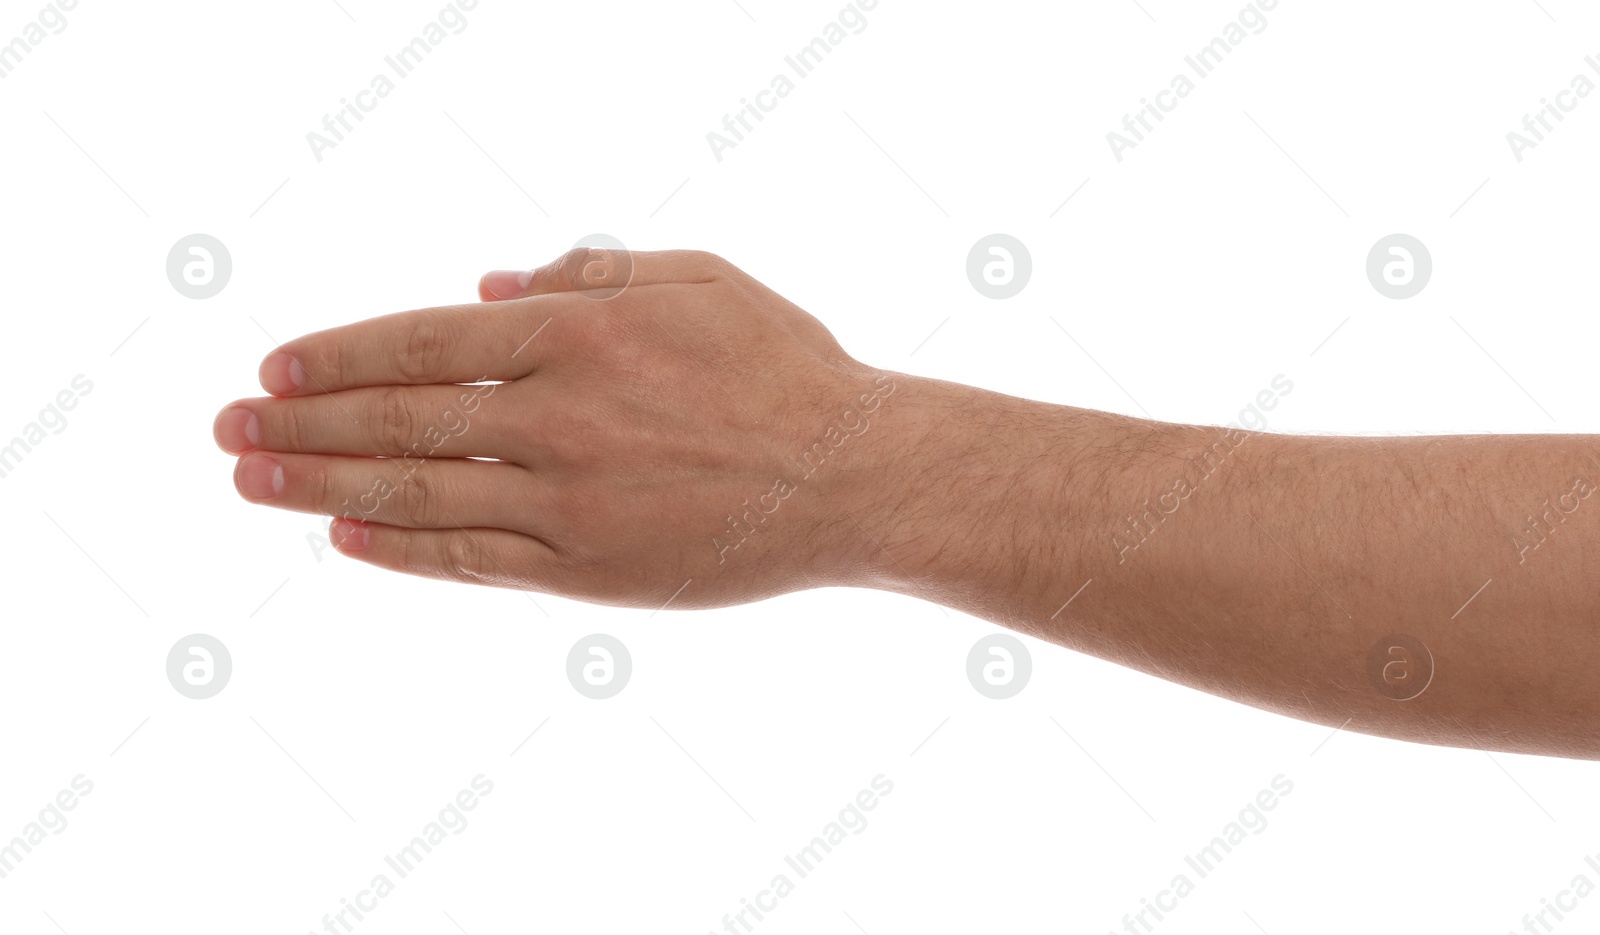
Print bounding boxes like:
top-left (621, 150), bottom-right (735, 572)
top-left (323, 339), bottom-right (356, 391)
top-left (307, 462), bottom-right (338, 517)
top-left (444, 530), bottom-right (493, 583)
top-left (397, 312), bottom-right (451, 383)
top-left (537, 407), bottom-right (606, 465)
top-left (395, 468), bottom-right (439, 527)
top-left (546, 248), bottom-right (591, 290)
top-left (373, 386), bottom-right (418, 453)
top-left (569, 246), bottom-right (634, 291)
top-left (558, 245), bottom-right (592, 269)
top-left (564, 308), bottom-right (638, 367)
top-left (280, 403), bottom-right (307, 453)
top-left (690, 250), bottom-right (733, 276)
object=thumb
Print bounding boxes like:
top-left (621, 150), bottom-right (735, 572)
top-left (478, 246), bottom-right (632, 302)
top-left (478, 268), bottom-right (536, 302)
top-left (479, 248), bottom-right (731, 302)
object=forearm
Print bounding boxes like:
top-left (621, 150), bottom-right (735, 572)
top-left (861, 375), bottom-right (1600, 759)
top-left (222, 249), bottom-right (1598, 758)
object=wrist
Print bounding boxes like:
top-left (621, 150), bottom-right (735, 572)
top-left (830, 374), bottom-right (1107, 619)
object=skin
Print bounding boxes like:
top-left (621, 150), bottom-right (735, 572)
top-left (215, 249), bottom-right (1600, 760)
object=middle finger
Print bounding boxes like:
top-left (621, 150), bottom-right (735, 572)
top-left (215, 383), bottom-right (517, 459)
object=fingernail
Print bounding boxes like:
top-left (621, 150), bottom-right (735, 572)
top-left (237, 455), bottom-right (284, 499)
top-left (483, 269), bottom-right (534, 300)
top-left (215, 406), bottom-right (261, 452)
top-left (331, 518), bottom-right (370, 552)
top-left (261, 352), bottom-right (305, 395)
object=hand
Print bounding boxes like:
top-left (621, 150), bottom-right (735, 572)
top-left (214, 250), bottom-right (917, 609)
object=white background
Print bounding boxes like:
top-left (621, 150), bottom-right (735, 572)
top-left (1, 0), bottom-right (1597, 932)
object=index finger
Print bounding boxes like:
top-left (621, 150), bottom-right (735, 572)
top-left (258, 301), bottom-right (557, 397)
